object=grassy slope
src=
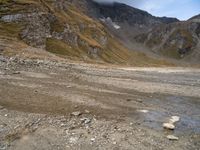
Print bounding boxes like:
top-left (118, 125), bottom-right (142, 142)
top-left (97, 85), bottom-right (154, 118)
top-left (0, 0), bottom-right (173, 66)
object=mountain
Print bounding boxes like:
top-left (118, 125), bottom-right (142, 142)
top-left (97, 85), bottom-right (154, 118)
top-left (134, 16), bottom-right (200, 62)
top-left (189, 14), bottom-right (200, 21)
top-left (135, 21), bottom-right (200, 61)
top-left (92, 1), bottom-right (200, 63)
top-left (91, 1), bottom-right (178, 40)
top-left (0, 0), bottom-right (199, 65)
top-left (93, 2), bottom-right (178, 26)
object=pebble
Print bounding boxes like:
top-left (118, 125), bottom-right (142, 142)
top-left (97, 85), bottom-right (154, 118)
top-left (80, 118), bottom-right (91, 124)
top-left (169, 116), bottom-right (180, 123)
top-left (90, 138), bottom-right (96, 142)
top-left (167, 135), bottom-right (179, 140)
top-left (137, 110), bottom-right (149, 113)
top-left (113, 141), bottom-right (117, 145)
top-left (69, 137), bottom-right (79, 144)
top-left (163, 123), bottom-right (175, 130)
top-left (136, 98), bottom-right (143, 103)
top-left (84, 110), bottom-right (90, 114)
top-left (71, 111), bottom-right (82, 116)
top-left (60, 123), bottom-right (67, 127)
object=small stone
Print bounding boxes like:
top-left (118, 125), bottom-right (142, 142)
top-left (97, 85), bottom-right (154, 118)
top-left (136, 99), bottom-right (143, 103)
top-left (69, 137), bottom-right (79, 144)
top-left (167, 135), bottom-right (179, 140)
top-left (169, 116), bottom-right (180, 123)
top-left (80, 118), bottom-right (91, 124)
top-left (90, 138), bottom-right (95, 142)
top-left (65, 130), bottom-right (69, 134)
top-left (113, 141), bottom-right (117, 145)
top-left (60, 123), bottom-right (67, 127)
top-left (163, 123), bottom-right (175, 130)
top-left (137, 110), bottom-right (149, 113)
top-left (4, 114), bottom-right (8, 117)
top-left (84, 110), bottom-right (90, 114)
top-left (71, 111), bottom-right (82, 116)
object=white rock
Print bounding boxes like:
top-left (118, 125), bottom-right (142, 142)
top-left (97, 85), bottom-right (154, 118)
top-left (113, 141), bottom-right (117, 145)
top-left (80, 118), bottom-right (91, 124)
top-left (90, 138), bottom-right (95, 142)
top-left (69, 137), bottom-right (79, 144)
top-left (71, 111), bottom-right (81, 116)
top-left (137, 110), bottom-right (149, 113)
top-left (167, 135), bottom-right (179, 140)
top-left (169, 116), bottom-right (180, 123)
top-left (163, 123), bottom-right (175, 130)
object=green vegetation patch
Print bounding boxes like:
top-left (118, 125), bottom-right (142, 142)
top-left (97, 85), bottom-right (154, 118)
top-left (161, 46), bottom-right (181, 59)
top-left (146, 36), bottom-right (162, 48)
top-left (50, 20), bottom-right (65, 33)
top-left (0, 21), bottom-right (23, 38)
top-left (46, 38), bottom-right (81, 58)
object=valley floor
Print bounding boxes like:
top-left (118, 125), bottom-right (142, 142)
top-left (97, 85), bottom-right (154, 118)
top-left (0, 56), bottom-right (200, 150)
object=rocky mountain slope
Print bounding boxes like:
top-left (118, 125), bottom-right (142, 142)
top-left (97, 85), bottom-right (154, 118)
top-left (0, 0), bottom-right (172, 66)
top-left (189, 14), bottom-right (200, 21)
top-left (0, 0), bottom-right (125, 63)
top-left (135, 19), bottom-right (200, 62)
top-left (91, 1), bottom-right (200, 63)
top-left (0, 0), bottom-right (199, 65)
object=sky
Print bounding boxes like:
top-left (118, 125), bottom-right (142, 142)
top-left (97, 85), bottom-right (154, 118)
top-left (95, 0), bottom-right (200, 20)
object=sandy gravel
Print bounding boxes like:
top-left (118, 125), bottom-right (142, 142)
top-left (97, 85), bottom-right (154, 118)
top-left (0, 57), bottom-right (200, 150)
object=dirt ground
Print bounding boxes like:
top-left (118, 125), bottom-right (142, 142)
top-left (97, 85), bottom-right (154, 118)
top-left (0, 56), bottom-right (200, 150)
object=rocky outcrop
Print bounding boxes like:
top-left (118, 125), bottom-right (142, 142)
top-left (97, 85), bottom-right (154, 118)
top-left (21, 13), bottom-right (54, 48)
top-left (135, 21), bottom-right (200, 59)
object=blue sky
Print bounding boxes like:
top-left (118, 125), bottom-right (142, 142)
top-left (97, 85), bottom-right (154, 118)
top-left (95, 0), bottom-right (200, 20)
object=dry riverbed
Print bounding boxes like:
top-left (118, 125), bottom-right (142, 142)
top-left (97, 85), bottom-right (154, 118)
top-left (0, 56), bottom-right (200, 150)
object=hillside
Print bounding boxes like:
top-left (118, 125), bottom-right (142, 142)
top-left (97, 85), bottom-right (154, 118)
top-left (91, 1), bottom-right (200, 64)
top-left (189, 14), bottom-right (200, 21)
top-left (0, 0), bottom-right (172, 66)
top-left (135, 21), bottom-right (200, 61)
